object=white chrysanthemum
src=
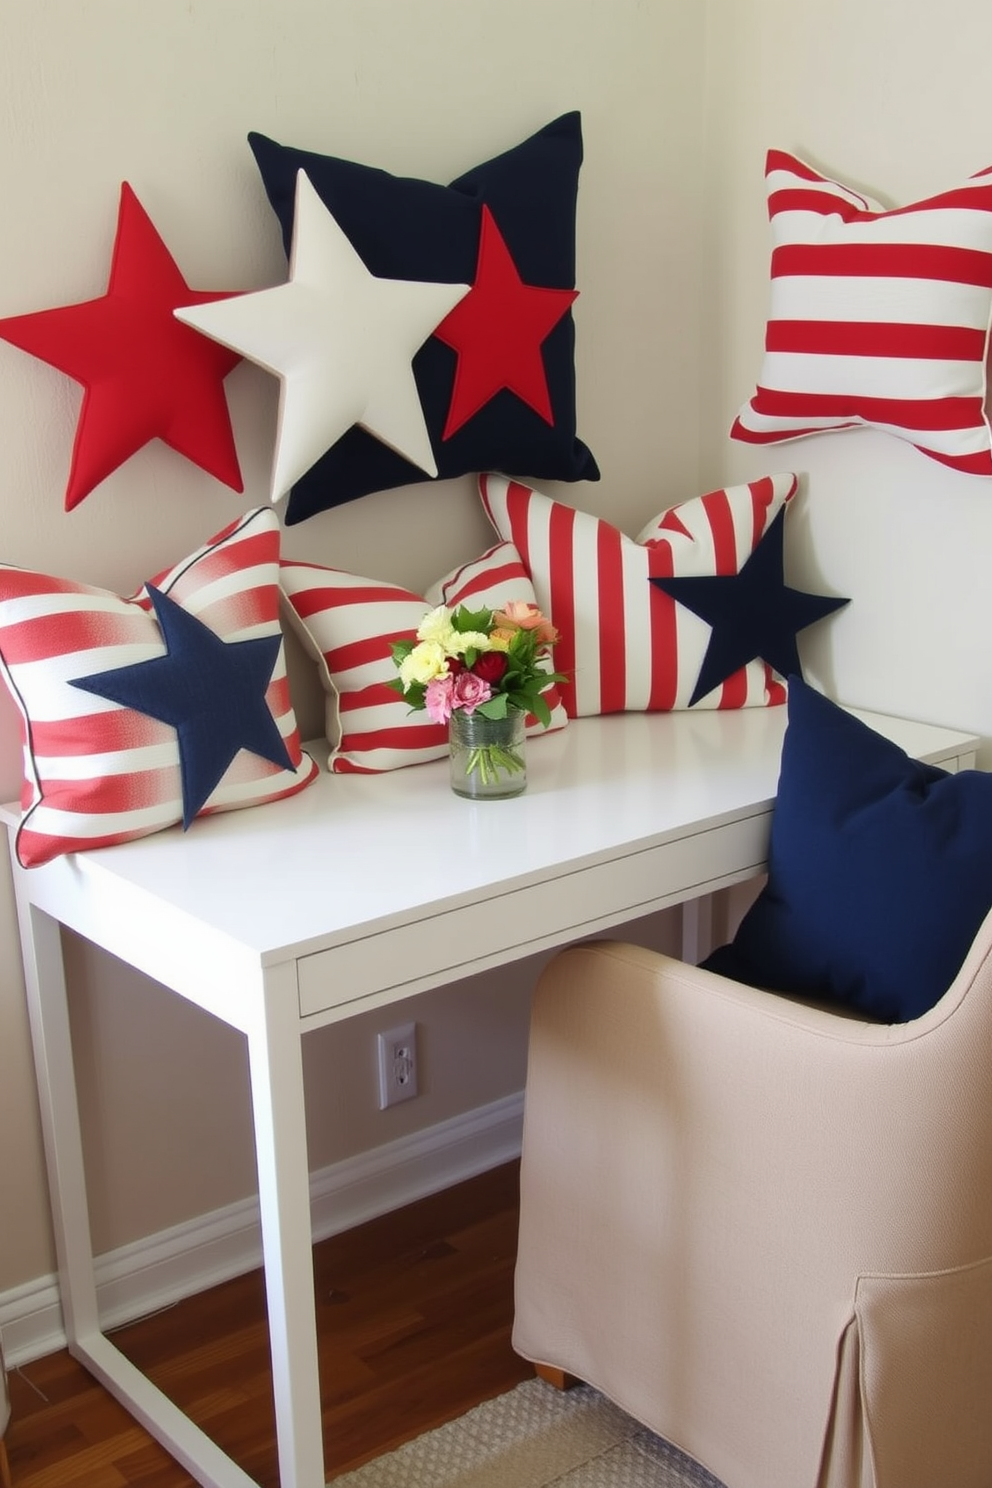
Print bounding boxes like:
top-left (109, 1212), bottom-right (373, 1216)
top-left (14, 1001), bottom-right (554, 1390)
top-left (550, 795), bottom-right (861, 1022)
top-left (448, 630), bottom-right (491, 656)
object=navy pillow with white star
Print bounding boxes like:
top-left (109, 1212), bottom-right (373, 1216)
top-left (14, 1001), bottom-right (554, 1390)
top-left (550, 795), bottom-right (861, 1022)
top-left (247, 112), bottom-right (599, 523)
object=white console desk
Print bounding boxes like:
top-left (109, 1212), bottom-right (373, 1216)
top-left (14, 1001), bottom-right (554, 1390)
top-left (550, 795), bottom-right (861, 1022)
top-left (3, 705), bottom-right (979, 1488)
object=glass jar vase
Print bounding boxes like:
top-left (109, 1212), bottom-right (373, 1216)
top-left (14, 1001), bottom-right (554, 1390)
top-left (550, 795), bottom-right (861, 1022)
top-left (448, 707), bottom-right (527, 800)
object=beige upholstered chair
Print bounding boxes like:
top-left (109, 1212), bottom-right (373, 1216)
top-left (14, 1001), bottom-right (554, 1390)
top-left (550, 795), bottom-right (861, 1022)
top-left (0, 1336), bottom-right (11, 1488)
top-left (513, 916), bottom-right (992, 1488)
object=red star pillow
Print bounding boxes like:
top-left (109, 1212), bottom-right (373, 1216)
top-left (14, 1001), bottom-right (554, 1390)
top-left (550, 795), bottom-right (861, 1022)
top-left (279, 542), bottom-right (568, 772)
top-left (478, 471), bottom-right (798, 717)
top-left (0, 183), bottom-right (245, 510)
top-left (732, 150), bottom-right (992, 475)
top-left (0, 509), bottom-right (318, 868)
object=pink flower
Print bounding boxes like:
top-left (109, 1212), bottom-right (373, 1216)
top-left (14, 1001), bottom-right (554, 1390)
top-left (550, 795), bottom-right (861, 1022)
top-left (425, 674), bottom-right (454, 724)
top-left (452, 672), bottom-right (492, 714)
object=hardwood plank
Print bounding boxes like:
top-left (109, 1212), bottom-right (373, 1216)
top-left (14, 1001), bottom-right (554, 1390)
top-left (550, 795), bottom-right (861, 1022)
top-left (5, 1162), bottom-right (531, 1486)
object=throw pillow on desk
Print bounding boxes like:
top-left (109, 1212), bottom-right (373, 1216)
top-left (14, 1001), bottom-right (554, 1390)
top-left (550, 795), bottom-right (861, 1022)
top-left (703, 677), bottom-right (992, 1022)
top-left (478, 470), bottom-right (801, 716)
top-left (279, 540), bottom-right (569, 773)
top-left (0, 507), bottom-right (318, 868)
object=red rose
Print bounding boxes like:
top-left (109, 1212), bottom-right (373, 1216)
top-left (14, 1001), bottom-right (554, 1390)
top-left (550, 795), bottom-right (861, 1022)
top-left (447, 657), bottom-right (465, 678)
top-left (471, 651), bottom-right (509, 684)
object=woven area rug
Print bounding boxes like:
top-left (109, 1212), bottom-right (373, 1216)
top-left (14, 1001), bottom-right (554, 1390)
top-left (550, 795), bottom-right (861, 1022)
top-left (329, 1377), bottom-right (728, 1487)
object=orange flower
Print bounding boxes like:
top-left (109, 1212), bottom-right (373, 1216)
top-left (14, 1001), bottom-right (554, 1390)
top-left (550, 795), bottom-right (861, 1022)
top-left (492, 601), bottom-right (559, 647)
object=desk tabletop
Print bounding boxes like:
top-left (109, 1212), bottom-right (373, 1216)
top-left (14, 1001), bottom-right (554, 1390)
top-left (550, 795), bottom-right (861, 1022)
top-left (3, 706), bottom-right (978, 968)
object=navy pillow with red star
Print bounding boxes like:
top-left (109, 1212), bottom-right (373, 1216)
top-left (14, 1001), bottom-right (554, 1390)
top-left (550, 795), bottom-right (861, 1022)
top-left (247, 112), bottom-right (599, 523)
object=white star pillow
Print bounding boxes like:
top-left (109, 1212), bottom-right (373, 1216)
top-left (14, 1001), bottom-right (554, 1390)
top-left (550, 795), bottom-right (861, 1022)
top-left (176, 171), bottom-right (469, 499)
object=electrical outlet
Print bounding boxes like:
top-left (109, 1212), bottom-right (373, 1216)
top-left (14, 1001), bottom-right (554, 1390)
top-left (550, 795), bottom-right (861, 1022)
top-left (377, 1022), bottom-right (418, 1108)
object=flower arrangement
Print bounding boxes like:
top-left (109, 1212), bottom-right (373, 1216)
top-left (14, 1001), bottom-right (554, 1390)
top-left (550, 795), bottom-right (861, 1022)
top-left (390, 601), bottom-right (567, 787)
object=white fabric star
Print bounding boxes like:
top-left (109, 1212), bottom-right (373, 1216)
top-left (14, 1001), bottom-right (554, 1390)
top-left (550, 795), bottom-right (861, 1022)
top-left (176, 171), bottom-right (469, 499)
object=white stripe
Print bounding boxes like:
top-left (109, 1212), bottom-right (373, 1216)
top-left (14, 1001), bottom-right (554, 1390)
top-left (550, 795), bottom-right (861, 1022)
top-left (0, 588), bottom-right (125, 626)
top-left (770, 275), bottom-right (992, 328)
top-left (759, 349), bottom-right (983, 399)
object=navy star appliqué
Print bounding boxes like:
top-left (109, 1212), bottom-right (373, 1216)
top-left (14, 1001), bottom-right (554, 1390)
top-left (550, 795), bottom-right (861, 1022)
top-left (650, 508), bottom-right (850, 706)
top-left (71, 585), bottom-right (293, 827)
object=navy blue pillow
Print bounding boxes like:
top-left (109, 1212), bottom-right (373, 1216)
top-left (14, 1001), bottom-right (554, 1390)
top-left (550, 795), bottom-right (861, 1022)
top-left (703, 678), bottom-right (992, 1022)
top-left (248, 113), bottom-right (599, 524)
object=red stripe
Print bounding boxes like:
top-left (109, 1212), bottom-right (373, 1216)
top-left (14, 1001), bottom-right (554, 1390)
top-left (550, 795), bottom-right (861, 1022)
top-left (766, 320), bottom-right (987, 360)
top-left (327, 629), bottom-right (414, 674)
top-left (447, 558), bottom-right (526, 603)
top-left (0, 608), bottom-right (150, 665)
top-left (546, 501), bottom-right (577, 717)
top-left (162, 529), bottom-right (276, 591)
top-left (595, 522), bottom-right (625, 714)
top-left (921, 444), bottom-right (992, 476)
top-left (30, 711), bottom-right (174, 754)
top-left (338, 681), bottom-right (407, 713)
top-left (16, 823), bottom-right (158, 867)
top-left (645, 544), bottom-right (678, 711)
top-left (746, 387), bottom-right (986, 431)
top-left (771, 241), bottom-right (992, 288)
top-left (30, 765), bottom-right (180, 816)
top-left (769, 187), bottom-right (872, 223)
top-left (747, 474), bottom-right (777, 551)
top-left (765, 149), bottom-right (837, 186)
top-left (337, 721), bottom-right (448, 755)
top-left (287, 581), bottom-right (419, 619)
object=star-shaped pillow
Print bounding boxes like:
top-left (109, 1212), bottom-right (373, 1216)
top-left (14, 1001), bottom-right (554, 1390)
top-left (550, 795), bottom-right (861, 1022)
top-left (732, 150), bottom-right (992, 475)
top-left (0, 508), bottom-right (318, 868)
top-left (0, 182), bottom-right (245, 510)
top-left (248, 112), bottom-right (598, 523)
top-left (176, 172), bottom-right (469, 503)
top-left (479, 471), bottom-right (808, 716)
top-left (279, 541), bottom-right (569, 772)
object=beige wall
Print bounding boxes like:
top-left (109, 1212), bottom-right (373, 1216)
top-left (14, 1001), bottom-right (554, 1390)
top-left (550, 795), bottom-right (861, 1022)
top-left (0, 2), bottom-right (705, 1294)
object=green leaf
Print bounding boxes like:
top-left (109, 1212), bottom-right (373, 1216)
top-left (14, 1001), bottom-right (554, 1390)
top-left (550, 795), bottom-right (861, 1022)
top-left (529, 693), bottom-right (552, 729)
top-left (451, 605), bottom-right (493, 635)
top-left (476, 693), bottom-right (510, 719)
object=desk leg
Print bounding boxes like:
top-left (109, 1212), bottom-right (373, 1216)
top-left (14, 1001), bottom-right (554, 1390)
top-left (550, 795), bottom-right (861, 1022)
top-left (12, 891), bottom-right (260, 1488)
top-left (13, 900), bottom-right (101, 1345)
top-left (244, 964), bottom-right (325, 1488)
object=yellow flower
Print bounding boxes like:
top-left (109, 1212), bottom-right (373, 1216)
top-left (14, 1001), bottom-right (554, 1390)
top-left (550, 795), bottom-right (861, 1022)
top-left (416, 605), bottom-right (455, 645)
top-left (399, 639), bottom-right (448, 688)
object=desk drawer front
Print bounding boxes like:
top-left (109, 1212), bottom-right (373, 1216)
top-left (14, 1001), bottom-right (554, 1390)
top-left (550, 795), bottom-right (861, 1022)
top-left (297, 813), bottom-right (766, 1017)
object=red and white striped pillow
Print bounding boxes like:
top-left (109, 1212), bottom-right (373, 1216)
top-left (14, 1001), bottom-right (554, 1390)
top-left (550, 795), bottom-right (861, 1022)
top-left (0, 508), bottom-right (318, 868)
top-left (279, 542), bottom-right (569, 773)
top-left (732, 150), bottom-right (992, 475)
top-left (479, 471), bottom-right (797, 717)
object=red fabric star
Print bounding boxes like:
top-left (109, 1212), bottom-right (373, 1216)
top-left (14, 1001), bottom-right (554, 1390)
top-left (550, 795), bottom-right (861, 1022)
top-left (433, 205), bottom-right (578, 440)
top-left (0, 183), bottom-right (244, 510)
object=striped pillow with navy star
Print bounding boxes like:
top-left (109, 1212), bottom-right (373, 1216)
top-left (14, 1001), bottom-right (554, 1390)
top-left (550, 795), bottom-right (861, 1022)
top-left (279, 542), bottom-right (568, 774)
top-left (732, 149), bottom-right (992, 476)
top-left (478, 471), bottom-right (797, 718)
top-left (0, 508), bottom-right (318, 869)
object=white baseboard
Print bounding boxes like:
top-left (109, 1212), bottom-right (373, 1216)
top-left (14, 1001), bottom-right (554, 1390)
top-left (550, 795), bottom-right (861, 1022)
top-left (0, 1091), bottom-right (523, 1368)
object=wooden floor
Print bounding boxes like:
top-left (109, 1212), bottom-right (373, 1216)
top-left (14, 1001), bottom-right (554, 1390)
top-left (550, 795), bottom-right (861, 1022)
top-left (4, 1161), bottom-right (533, 1486)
